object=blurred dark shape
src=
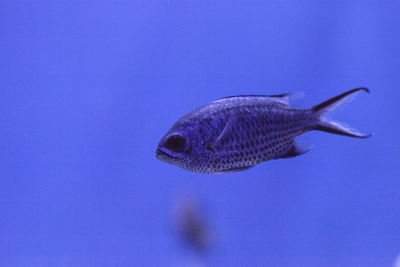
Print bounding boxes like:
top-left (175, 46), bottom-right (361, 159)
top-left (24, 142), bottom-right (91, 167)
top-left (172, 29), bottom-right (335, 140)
top-left (176, 197), bottom-right (212, 254)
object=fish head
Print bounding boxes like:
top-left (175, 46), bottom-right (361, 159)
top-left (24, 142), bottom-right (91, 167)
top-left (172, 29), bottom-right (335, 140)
top-left (156, 120), bottom-right (214, 172)
top-left (156, 129), bottom-right (191, 168)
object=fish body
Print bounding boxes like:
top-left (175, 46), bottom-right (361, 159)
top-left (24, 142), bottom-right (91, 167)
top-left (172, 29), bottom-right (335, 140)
top-left (156, 88), bottom-right (370, 174)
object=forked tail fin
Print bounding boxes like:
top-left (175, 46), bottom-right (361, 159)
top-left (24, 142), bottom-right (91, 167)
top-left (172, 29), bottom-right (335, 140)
top-left (312, 88), bottom-right (371, 138)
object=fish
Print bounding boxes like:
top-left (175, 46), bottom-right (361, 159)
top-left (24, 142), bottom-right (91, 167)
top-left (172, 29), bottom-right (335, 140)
top-left (156, 88), bottom-right (371, 174)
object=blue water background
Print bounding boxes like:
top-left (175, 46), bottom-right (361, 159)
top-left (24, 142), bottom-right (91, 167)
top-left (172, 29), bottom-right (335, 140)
top-left (1, 1), bottom-right (399, 266)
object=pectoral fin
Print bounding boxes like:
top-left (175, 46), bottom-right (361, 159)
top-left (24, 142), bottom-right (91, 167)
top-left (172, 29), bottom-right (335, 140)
top-left (213, 114), bottom-right (238, 151)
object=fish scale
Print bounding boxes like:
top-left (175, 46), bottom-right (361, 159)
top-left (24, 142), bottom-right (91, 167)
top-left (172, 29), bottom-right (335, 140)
top-left (200, 103), bottom-right (311, 172)
top-left (156, 88), bottom-right (371, 174)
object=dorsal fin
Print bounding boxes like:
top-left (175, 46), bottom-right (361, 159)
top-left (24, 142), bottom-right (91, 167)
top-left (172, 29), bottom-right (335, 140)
top-left (216, 93), bottom-right (290, 105)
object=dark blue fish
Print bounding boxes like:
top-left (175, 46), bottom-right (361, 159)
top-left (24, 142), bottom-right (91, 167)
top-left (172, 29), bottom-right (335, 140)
top-left (156, 88), bottom-right (370, 174)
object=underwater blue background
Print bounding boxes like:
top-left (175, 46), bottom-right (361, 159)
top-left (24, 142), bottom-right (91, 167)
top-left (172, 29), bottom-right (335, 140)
top-left (1, 0), bottom-right (400, 266)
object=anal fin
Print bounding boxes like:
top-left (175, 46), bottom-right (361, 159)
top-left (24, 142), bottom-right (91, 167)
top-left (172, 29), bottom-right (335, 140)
top-left (280, 142), bottom-right (310, 159)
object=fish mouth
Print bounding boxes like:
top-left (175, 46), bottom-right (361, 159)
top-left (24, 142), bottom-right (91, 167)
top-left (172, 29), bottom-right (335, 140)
top-left (156, 148), bottom-right (174, 159)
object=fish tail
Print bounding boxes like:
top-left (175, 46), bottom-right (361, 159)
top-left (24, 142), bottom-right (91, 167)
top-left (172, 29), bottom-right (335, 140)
top-left (312, 88), bottom-right (371, 138)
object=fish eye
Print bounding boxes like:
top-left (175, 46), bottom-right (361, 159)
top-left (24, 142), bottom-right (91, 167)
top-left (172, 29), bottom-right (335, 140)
top-left (165, 134), bottom-right (186, 153)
